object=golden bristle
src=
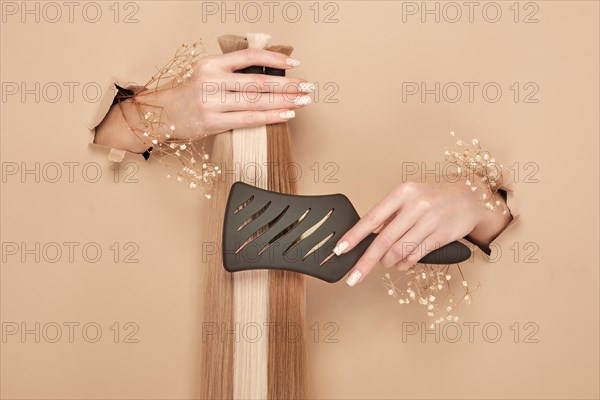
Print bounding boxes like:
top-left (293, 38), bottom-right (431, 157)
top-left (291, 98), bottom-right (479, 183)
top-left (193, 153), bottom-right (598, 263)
top-left (266, 45), bottom-right (294, 56)
top-left (217, 34), bottom-right (248, 53)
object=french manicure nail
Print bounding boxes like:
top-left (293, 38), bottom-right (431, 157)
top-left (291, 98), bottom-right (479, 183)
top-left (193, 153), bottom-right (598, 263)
top-left (293, 96), bottom-right (312, 106)
top-left (279, 110), bottom-right (296, 119)
top-left (299, 82), bottom-right (315, 93)
top-left (286, 58), bottom-right (300, 67)
top-left (346, 270), bottom-right (362, 287)
top-left (333, 241), bottom-right (349, 256)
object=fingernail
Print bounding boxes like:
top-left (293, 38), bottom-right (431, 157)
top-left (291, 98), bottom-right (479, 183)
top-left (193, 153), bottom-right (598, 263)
top-left (279, 110), bottom-right (296, 119)
top-left (293, 96), bottom-right (312, 106)
top-left (286, 58), bottom-right (300, 67)
top-left (346, 270), bottom-right (362, 287)
top-left (333, 241), bottom-right (349, 256)
top-left (299, 82), bottom-right (315, 93)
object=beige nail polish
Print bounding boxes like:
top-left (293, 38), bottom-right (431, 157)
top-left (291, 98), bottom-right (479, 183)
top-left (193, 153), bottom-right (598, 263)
top-left (286, 58), bottom-right (300, 67)
top-left (346, 270), bottom-right (362, 287)
top-left (279, 110), bottom-right (296, 119)
top-left (333, 241), bottom-right (349, 256)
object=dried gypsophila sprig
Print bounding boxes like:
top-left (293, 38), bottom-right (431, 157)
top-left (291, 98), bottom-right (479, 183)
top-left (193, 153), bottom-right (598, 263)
top-left (116, 40), bottom-right (221, 198)
top-left (143, 40), bottom-right (207, 90)
top-left (136, 108), bottom-right (221, 199)
top-left (444, 131), bottom-right (508, 215)
top-left (382, 262), bottom-right (482, 328)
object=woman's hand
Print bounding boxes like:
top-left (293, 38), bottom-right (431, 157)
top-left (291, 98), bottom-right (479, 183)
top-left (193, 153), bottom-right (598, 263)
top-left (334, 177), bottom-right (512, 287)
top-left (95, 49), bottom-right (313, 153)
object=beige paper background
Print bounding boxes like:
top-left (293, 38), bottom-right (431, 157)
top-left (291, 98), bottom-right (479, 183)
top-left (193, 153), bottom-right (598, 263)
top-left (1, 1), bottom-right (598, 399)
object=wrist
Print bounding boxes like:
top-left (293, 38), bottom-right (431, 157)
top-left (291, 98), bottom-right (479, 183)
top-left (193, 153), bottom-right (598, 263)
top-left (467, 195), bottom-right (512, 249)
top-left (94, 101), bottom-right (151, 154)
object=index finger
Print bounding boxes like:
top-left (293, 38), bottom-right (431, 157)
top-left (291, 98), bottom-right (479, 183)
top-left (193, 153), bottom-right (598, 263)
top-left (333, 189), bottom-right (402, 256)
top-left (218, 48), bottom-right (300, 72)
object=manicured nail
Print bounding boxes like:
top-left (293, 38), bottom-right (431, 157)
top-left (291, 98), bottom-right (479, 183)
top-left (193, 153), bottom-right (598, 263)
top-left (286, 58), bottom-right (300, 67)
top-left (333, 241), bottom-right (349, 256)
top-left (299, 82), bottom-right (315, 93)
top-left (293, 96), bottom-right (312, 106)
top-left (279, 110), bottom-right (296, 119)
top-left (346, 270), bottom-right (362, 287)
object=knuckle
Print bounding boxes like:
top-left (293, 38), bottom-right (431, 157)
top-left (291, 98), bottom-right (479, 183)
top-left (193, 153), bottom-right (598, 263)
top-left (396, 181), bottom-right (417, 196)
top-left (241, 112), bottom-right (258, 126)
top-left (196, 57), bottom-right (217, 74)
top-left (375, 232), bottom-right (395, 249)
top-left (389, 245), bottom-right (403, 259)
top-left (416, 198), bottom-right (432, 211)
top-left (407, 252), bottom-right (422, 264)
top-left (380, 258), bottom-right (393, 269)
top-left (243, 48), bottom-right (261, 59)
top-left (397, 263), bottom-right (410, 271)
top-left (363, 211), bottom-right (379, 228)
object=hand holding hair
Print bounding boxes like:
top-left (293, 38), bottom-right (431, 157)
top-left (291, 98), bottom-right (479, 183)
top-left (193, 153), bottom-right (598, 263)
top-left (94, 48), bottom-right (314, 154)
top-left (335, 176), bottom-right (513, 287)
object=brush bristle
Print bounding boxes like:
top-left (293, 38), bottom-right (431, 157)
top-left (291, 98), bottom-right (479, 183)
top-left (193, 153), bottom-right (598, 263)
top-left (246, 33), bottom-right (271, 49)
top-left (267, 45), bottom-right (294, 57)
top-left (218, 34), bottom-right (248, 54)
